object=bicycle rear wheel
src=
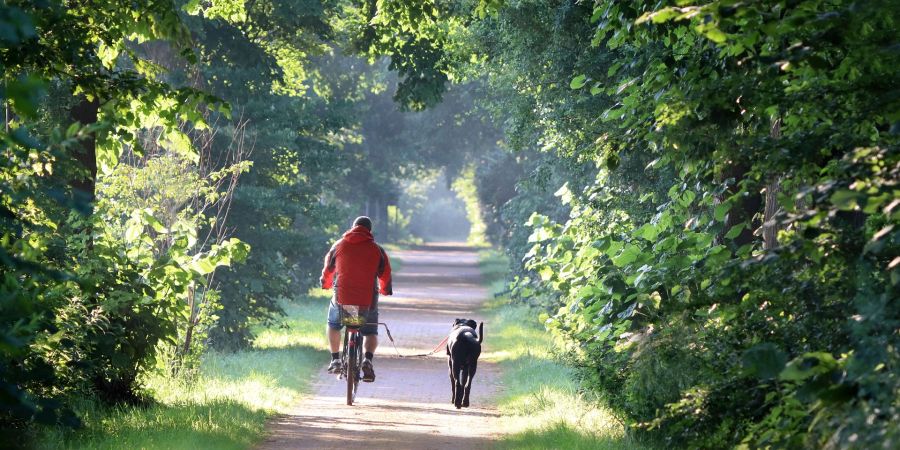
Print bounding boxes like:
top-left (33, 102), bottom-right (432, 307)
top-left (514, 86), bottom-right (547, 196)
top-left (346, 345), bottom-right (356, 405)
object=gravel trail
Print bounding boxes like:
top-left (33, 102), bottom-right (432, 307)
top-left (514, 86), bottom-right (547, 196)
top-left (258, 244), bottom-right (502, 450)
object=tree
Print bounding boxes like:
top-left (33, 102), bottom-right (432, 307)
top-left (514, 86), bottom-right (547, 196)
top-left (1, 0), bottom-right (248, 433)
top-left (463, 0), bottom-right (899, 447)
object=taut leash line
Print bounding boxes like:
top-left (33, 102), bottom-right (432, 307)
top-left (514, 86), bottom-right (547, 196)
top-left (376, 322), bottom-right (449, 358)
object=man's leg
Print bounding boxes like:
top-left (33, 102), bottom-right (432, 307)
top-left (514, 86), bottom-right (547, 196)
top-left (360, 306), bottom-right (379, 382)
top-left (363, 335), bottom-right (378, 355)
top-left (361, 335), bottom-right (378, 382)
top-left (362, 304), bottom-right (379, 359)
top-left (328, 326), bottom-right (342, 353)
top-left (326, 301), bottom-right (342, 373)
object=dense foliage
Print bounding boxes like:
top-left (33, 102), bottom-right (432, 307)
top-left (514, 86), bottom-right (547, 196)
top-left (467, 1), bottom-right (899, 448)
top-left (1, 0), bottom-right (491, 441)
top-left (3, 0), bottom-right (896, 448)
top-left (0, 0), bottom-right (252, 435)
top-left (180, 0), bottom-right (358, 350)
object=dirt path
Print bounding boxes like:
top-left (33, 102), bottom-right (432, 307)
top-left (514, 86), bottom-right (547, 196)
top-left (259, 244), bottom-right (503, 449)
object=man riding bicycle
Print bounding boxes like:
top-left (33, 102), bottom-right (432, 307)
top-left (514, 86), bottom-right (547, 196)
top-left (320, 216), bottom-right (393, 382)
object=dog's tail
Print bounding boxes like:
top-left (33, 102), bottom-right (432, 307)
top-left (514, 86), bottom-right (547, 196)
top-left (477, 321), bottom-right (484, 344)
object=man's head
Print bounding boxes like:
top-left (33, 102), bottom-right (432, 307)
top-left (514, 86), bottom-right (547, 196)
top-left (353, 216), bottom-right (373, 231)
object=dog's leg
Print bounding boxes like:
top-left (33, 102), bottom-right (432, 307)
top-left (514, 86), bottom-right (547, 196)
top-left (456, 365), bottom-right (469, 409)
top-left (463, 360), bottom-right (477, 408)
top-left (454, 365), bottom-right (465, 409)
top-left (449, 358), bottom-right (456, 404)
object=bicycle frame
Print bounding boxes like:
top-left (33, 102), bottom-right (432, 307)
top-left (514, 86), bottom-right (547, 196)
top-left (341, 326), bottom-right (364, 405)
top-left (337, 305), bottom-right (368, 406)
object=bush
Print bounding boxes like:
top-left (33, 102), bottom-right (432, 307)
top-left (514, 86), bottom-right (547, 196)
top-left (475, 1), bottom-right (899, 448)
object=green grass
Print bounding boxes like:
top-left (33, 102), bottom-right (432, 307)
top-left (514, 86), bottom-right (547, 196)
top-left (478, 250), bottom-right (647, 450)
top-left (36, 296), bottom-right (331, 450)
top-left (478, 248), bottom-right (510, 288)
top-left (33, 248), bottom-right (636, 449)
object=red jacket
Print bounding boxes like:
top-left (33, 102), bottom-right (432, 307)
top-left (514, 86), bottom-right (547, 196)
top-left (320, 225), bottom-right (392, 306)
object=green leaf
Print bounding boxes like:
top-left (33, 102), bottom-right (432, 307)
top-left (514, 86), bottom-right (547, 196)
top-left (64, 123), bottom-right (80, 139)
top-left (604, 240), bottom-right (623, 258)
top-left (830, 189), bottom-right (863, 211)
top-left (725, 222), bottom-right (746, 240)
top-left (636, 7), bottom-right (681, 25)
top-left (703, 27), bottom-right (727, 43)
top-left (160, 129), bottom-right (198, 164)
top-left (570, 74), bottom-right (587, 90)
top-left (714, 202), bottom-right (730, 222)
top-left (125, 221), bottom-right (143, 243)
top-left (142, 210), bottom-right (168, 233)
top-left (228, 239), bottom-right (250, 262)
top-left (575, 284), bottom-right (596, 299)
top-left (601, 106), bottom-right (625, 122)
top-left (779, 353), bottom-right (837, 382)
top-left (97, 42), bottom-right (120, 69)
top-left (554, 183), bottom-right (573, 204)
top-left (96, 139), bottom-right (123, 175)
top-left (611, 244), bottom-right (641, 267)
top-left (634, 223), bottom-right (659, 241)
top-left (679, 190), bottom-right (696, 207)
top-left (607, 62), bottom-right (623, 77)
top-left (7, 75), bottom-right (47, 118)
top-left (182, 0), bottom-right (202, 14)
top-left (539, 266), bottom-right (554, 281)
top-left (190, 257), bottom-right (217, 275)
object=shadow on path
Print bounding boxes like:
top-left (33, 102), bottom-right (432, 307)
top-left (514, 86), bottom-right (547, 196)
top-left (257, 244), bottom-right (501, 450)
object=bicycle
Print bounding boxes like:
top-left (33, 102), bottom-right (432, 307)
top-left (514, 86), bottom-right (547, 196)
top-left (336, 304), bottom-right (370, 406)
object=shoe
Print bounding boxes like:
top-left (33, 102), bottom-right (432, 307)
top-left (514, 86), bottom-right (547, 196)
top-left (327, 359), bottom-right (341, 374)
top-left (361, 359), bottom-right (375, 382)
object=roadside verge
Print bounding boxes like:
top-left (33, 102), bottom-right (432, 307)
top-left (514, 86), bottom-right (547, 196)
top-left (477, 249), bottom-right (648, 450)
top-left (37, 297), bottom-right (331, 450)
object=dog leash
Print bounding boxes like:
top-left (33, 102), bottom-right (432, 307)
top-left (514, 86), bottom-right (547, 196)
top-left (377, 322), bottom-right (450, 358)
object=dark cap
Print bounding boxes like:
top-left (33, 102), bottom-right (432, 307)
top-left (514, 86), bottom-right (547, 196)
top-left (353, 216), bottom-right (373, 231)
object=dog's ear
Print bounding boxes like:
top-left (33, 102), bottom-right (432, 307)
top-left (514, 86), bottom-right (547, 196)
top-left (454, 318), bottom-right (466, 326)
top-left (466, 319), bottom-right (477, 329)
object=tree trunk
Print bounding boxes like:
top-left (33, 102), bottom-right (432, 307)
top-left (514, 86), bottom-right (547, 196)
top-left (762, 118), bottom-right (783, 250)
top-left (178, 284), bottom-right (197, 373)
top-left (762, 181), bottom-right (780, 249)
top-left (69, 96), bottom-right (100, 203)
top-left (4, 77), bottom-right (10, 132)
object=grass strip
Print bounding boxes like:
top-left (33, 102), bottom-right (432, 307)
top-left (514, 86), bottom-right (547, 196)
top-left (477, 249), bottom-right (647, 450)
top-left (36, 296), bottom-right (331, 450)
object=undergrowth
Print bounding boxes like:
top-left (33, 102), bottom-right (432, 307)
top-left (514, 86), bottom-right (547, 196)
top-left (478, 250), bottom-right (648, 450)
top-left (34, 297), bottom-right (330, 450)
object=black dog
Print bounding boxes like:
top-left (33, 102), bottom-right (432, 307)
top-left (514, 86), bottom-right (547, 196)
top-left (447, 318), bottom-right (483, 409)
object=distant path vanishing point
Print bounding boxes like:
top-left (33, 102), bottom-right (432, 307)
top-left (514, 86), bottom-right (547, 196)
top-left (258, 243), bottom-right (502, 450)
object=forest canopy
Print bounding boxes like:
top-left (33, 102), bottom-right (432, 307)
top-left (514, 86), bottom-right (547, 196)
top-left (2, 1), bottom-right (897, 449)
